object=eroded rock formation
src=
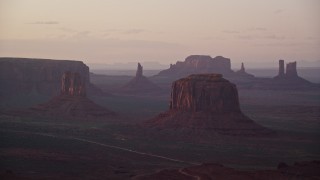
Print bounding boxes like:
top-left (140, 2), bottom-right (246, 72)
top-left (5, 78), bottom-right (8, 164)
top-left (273, 60), bottom-right (311, 86)
top-left (18, 72), bottom-right (115, 119)
top-left (169, 74), bottom-right (240, 113)
top-left (136, 63), bottom-right (143, 77)
top-left (274, 60), bottom-right (300, 79)
top-left (277, 60), bottom-right (285, 77)
top-left (156, 55), bottom-right (234, 78)
top-left (61, 72), bottom-right (86, 96)
top-left (235, 62), bottom-right (254, 78)
top-left (286, 62), bottom-right (298, 78)
top-left (120, 63), bottom-right (160, 93)
top-left (146, 74), bottom-right (271, 136)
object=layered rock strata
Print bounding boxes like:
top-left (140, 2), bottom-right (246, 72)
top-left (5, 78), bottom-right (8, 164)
top-left (24, 72), bottom-right (115, 119)
top-left (146, 74), bottom-right (271, 136)
top-left (61, 72), bottom-right (86, 96)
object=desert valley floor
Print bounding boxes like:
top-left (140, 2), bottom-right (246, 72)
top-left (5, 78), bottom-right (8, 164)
top-left (1, 83), bottom-right (320, 179)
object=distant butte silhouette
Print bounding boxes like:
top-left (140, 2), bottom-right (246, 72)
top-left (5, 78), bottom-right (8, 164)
top-left (273, 60), bottom-right (312, 85)
top-left (146, 74), bottom-right (272, 136)
top-left (156, 55), bottom-right (234, 78)
top-left (119, 63), bottom-right (161, 93)
top-left (235, 62), bottom-right (254, 78)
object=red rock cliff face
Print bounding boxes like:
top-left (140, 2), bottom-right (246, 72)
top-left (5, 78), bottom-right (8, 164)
top-left (146, 74), bottom-right (272, 136)
top-left (170, 74), bottom-right (240, 113)
top-left (20, 71), bottom-right (115, 119)
top-left (61, 72), bottom-right (86, 96)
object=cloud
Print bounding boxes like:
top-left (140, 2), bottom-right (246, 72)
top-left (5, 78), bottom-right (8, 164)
top-left (264, 34), bottom-right (286, 40)
top-left (70, 31), bottom-right (91, 39)
top-left (274, 9), bottom-right (283, 14)
top-left (27, 21), bottom-right (59, 25)
top-left (103, 28), bottom-right (148, 35)
top-left (0, 38), bottom-right (185, 62)
top-left (200, 36), bottom-right (226, 41)
top-left (123, 29), bottom-right (146, 34)
top-left (305, 36), bottom-right (320, 41)
top-left (222, 30), bottom-right (239, 34)
top-left (58, 27), bottom-right (77, 33)
top-left (237, 34), bottom-right (286, 41)
top-left (253, 42), bottom-right (304, 47)
top-left (247, 27), bottom-right (267, 31)
top-left (237, 35), bottom-right (256, 40)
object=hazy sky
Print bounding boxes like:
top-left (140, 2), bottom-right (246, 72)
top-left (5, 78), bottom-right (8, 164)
top-left (0, 0), bottom-right (319, 67)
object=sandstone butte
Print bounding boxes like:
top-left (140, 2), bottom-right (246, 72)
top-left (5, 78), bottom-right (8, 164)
top-left (25, 71), bottom-right (116, 119)
top-left (273, 59), bottom-right (311, 84)
top-left (235, 62), bottom-right (255, 78)
top-left (120, 63), bottom-right (160, 93)
top-left (146, 74), bottom-right (272, 136)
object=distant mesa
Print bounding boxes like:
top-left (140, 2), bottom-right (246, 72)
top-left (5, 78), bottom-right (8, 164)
top-left (119, 63), bottom-right (161, 93)
top-left (17, 71), bottom-right (116, 119)
top-left (235, 62), bottom-right (254, 78)
top-left (145, 74), bottom-right (272, 136)
top-left (157, 55), bottom-right (234, 78)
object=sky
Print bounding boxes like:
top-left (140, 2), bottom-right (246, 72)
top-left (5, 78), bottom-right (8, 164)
top-left (0, 0), bottom-right (319, 68)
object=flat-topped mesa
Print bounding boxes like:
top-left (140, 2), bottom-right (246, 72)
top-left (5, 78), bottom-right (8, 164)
top-left (0, 58), bottom-right (107, 100)
top-left (136, 63), bottom-right (143, 78)
top-left (61, 72), bottom-right (86, 96)
top-left (157, 55), bottom-right (233, 77)
top-left (170, 74), bottom-right (240, 113)
top-left (146, 73), bottom-right (272, 136)
top-left (286, 61), bottom-right (298, 78)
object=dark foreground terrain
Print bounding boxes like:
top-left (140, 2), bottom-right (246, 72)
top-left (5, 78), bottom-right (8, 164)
top-left (1, 73), bottom-right (320, 179)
